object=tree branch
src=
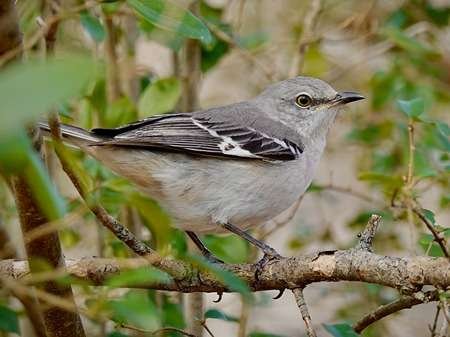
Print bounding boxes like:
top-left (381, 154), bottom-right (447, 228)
top-left (353, 290), bottom-right (439, 333)
top-left (2, 250), bottom-right (450, 293)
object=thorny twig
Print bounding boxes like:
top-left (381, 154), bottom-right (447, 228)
top-left (356, 214), bottom-right (381, 252)
top-left (292, 287), bottom-right (317, 337)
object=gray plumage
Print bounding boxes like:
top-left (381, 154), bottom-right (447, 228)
top-left (39, 76), bottom-right (363, 234)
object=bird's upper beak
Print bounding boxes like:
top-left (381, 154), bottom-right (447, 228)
top-left (332, 91), bottom-right (365, 105)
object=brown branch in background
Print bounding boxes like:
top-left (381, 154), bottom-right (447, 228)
top-left (103, 12), bottom-right (122, 103)
top-left (0, 1), bottom-right (100, 67)
top-left (178, 2), bottom-right (204, 335)
top-left (438, 294), bottom-right (450, 337)
top-left (292, 287), bottom-right (317, 337)
top-left (288, 0), bottom-right (322, 77)
top-left (0, 1), bottom-right (22, 63)
top-left (43, 0), bottom-right (60, 53)
top-left (318, 183), bottom-right (379, 204)
top-left (430, 305), bottom-right (441, 337)
top-left (0, 226), bottom-right (47, 337)
top-left (123, 14), bottom-right (140, 104)
top-left (1, 1), bottom-right (86, 336)
top-left (206, 23), bottom-right (277, 83)
top-left (353, 290), bottom-right (439, 333)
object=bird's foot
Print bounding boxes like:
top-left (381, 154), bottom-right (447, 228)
top-left (254, 247), bottom-right (283, 281)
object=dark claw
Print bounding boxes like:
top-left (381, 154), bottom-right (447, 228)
top-left (213, 292), bottom-right (223, 303)
top-left (254, 251), bottom-right (283, 281)
top-left (272, 288), bottom-right (285, 300)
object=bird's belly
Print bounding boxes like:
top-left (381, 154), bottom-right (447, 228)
top-left (92, 148), bottom-right (312, 233)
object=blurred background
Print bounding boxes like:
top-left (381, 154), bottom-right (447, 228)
top-left (0, 0), bottom-right (449, 336)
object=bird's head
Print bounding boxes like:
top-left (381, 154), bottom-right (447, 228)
top-left (254, 76), bottom-right (364, 140)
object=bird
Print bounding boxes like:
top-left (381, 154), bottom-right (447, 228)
top-left (39, 76), bottom-right (364, 269)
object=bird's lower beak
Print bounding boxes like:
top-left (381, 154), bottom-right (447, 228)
top-left (333, 91), bottom-right (365, 105)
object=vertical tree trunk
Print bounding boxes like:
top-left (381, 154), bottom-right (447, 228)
top-left (178, 2), bottom-right (204, 336)
top-left (0, 1), bottom-right (86, 336)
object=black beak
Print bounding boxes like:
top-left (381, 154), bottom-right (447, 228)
top-left (334, 91), bottom-right (365, 105)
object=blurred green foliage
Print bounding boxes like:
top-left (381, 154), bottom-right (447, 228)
top-left (0, 0), bottom-right (449, 336)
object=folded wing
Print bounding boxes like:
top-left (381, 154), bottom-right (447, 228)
top-left (91, 113), bottom-right (303, 161)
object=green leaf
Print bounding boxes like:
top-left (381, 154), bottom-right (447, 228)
top-left (161, 295), bottom-right (185, 331)
top-left (138, 78), bottom-right (181, 117)
top-left (418, 232), bottom-right (449, 257)
top-left (0, 305), bottom-right (19, 334)
top-left (129, 193), bottom-right (172, 252)
top-left (422, 209), bottom-right (436, 225)
top-left (127, 0), bottom-right (212, 44)
top-left (204, 309), bottom-right (239, 322)
top-left (189, 255), bottom-right (252, 301)
top-left (203, 234), bottom-right (248, 263)
top-left (201, 38), bottom-right (229, 72)
top-left (323, 323), bottom-right (359, 337)
top-left (108, 290), bottom-right (160, 330)
top-left (106, 266), bottom-right (172, 287)
top-left (397, 98), bottom-right (425, 119)
top-left (80, 12), bottom-right (105, 42)
top-left (436, 121), bottom-right (450, 137)
top-left (105, 96), bottom-right (137, 127)
top-left (0, 56), bottom-right (94, 139)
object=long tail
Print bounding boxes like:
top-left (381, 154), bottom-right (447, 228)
top-left (38, 122), bottom-right (103, 146)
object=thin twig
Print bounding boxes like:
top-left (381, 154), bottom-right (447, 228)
top-left (206, 22), bottom-right (277, 82)
top-left (430, 305), bottom-right (441, 337)
top-left (353, 290), bottom-right (439, 333)
top-left (0, 1), bottom-right (100, 67)
top-left (317, 183), bottom-right (379, 204)
top-left (46, 115), bottom-right (156, 258)
top-left (412, 207), bottom-right (449, 258)
top-left (288, 0), bottom-right (322, 77)
top-left (120, 323), bottom-right (197, 337)
top-left (439, 297), bottom-right (450, 337)
top-left (292, 287), bottom-right (317, 337)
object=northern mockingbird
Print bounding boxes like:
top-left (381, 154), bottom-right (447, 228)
top-left (39, 76), bottom-right (364, 269)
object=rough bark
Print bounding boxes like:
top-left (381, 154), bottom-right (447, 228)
top-left (2, 250), bottom-right (449, 293)
top-left (11, 180), bottom-right (86, 337)
top-left (0, 1), bottom-right (86, 336)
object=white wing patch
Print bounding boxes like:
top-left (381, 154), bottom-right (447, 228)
top-left (191, 118), bottom-right (261, 158)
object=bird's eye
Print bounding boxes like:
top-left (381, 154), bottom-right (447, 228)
top-left (295, 93), bottom-right (313, 108)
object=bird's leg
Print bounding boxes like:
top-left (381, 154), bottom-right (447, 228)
top-left (185, 231), bottom-right (224, 264)
top-left (221, 222), bottom-right (282, 278)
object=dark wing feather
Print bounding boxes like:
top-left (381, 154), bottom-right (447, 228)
top-left (91, 113), bottom-right (303, 161)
